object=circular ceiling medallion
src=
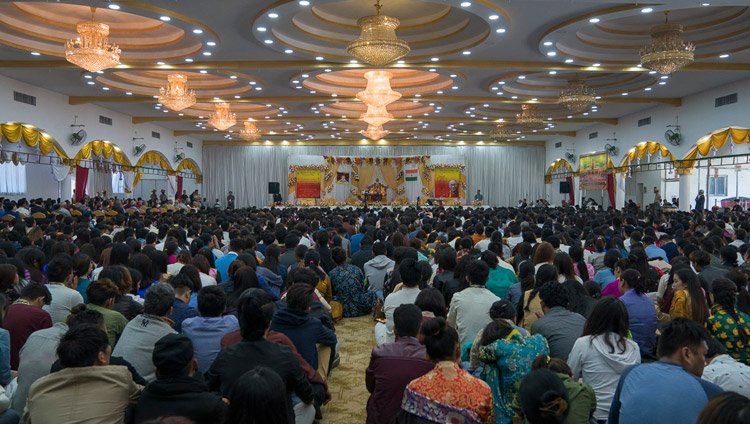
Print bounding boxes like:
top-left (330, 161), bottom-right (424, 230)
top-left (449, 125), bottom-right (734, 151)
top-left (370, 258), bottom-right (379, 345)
top-left (0, 2), bottom-right (208, 61)
top-left (541, 5), bottom-right (749, 65)
top-left (180, 102), bottom-right (282, 122)
top-left (299, 68), bottom-right (454, 95)
top-left (489, 71), bottom-right (657, 100)
top-left (253, 0), bottom-right (508, 62)
top-left (95, 70), bottom-right (260, 98)
top-left (320, 100), bottom-right (434, 117)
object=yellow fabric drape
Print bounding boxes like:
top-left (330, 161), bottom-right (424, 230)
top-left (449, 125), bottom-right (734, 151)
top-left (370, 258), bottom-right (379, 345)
top-left (681, 127), bottom-right (750, 170)
top-left (379, 163), bottom-right (399, 191)
top-left (74, 140), bottom-right (133, 168)
top-left (0, 123), bottom-right (68, 159)
top-left (288, 171), bottom-right (296, 196)
top-left (618, 142), bottom-right (675, 172)
top-left (396, 162), bottom-right (404, 193)
top-left (322, 163), bottom-right (339, 197)
top-left (358, 163), bottom-right (377, 191)
top-left (544, 158), bottom-right (575, 184)
top-left (176, 158), bottom-right (203, 184)
top-left (132, 151), bottom-right (172, 187)
top-left (416, 162), bottom-right (434, 196)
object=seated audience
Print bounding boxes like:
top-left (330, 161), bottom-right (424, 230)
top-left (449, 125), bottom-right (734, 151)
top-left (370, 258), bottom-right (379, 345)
top-left (43, 254), bottom-right (84, 324)
top-left (531, 282), bottom-right (585, 361)
top-left (366, 304), bottom-right (433, 424)
top-left (374, 258), bottom-right (421, 346)
top-left (168, 274), bottom-right (199, 332)
top-left (447, 259), bottom-right (501, 346)
top-left (701, 337), bottom-right (750, 397)
top-left (134, 334), bottom-right (227, 424)
top-left (85, 278), bottom-right (128, 347)
top-left (363, 241), bottom-right (395, 298)
top-left (669, 268), bottom-right (710, 324)
top-left (617, 269), bottom-right (658, 357)
top-left (329, 247), bottom-right (376, 317)
top-left (5, 282), bottom-right (51, 370)
top-left (706, 277), bottom-right (750, 365)
top-left (181, 286), bottom-right (239, 372)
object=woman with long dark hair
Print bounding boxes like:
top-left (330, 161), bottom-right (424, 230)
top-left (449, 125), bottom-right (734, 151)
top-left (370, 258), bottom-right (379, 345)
top-left (568, 245), bottom-right (594, 282)
top-left (303, 250), bottom-right (331, 303)
top-left (568, 297), bottom-right (641, 421)
top-left (518, 264), bottom-right (558, 332)
top-left (618, 269), bottom-right (658, 357)
top-left (670, 268), bottom-right (710, 324)
top-left (329, 247), bottom-right (375, 317)
top-left (482, 251), bottom-right (518, 300)
top-left (506, 261), bottom-right (535, 309)
top-left (554, 253), bottom-right (582, 284)
top-left (260, 244), bottom-right (287, 280)
top-left (707, 278), bottom-right (750, 365)
top-left (433, 246), bottom-right (461, 306)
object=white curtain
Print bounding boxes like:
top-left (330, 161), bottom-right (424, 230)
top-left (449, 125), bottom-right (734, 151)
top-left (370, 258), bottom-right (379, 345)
top-left (51, 164), bottom-right (69, 182)
top-left (204, 145), bottom-right (545, 207)
top-left (0, 163), bottom-right (26, 194)
top-left (122, 171), bottom-right (135, 193)
top-left (86, 169), bottom-right (112, 196)
top-left (166, 175), bottom-right (177, 200)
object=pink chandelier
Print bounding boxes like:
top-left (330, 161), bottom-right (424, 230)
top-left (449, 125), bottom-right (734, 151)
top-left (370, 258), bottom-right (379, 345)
top-left (239, 120), bottom-right (261, 141)
top-left (361, 125), bottom-right (389, 141)
top-left (360, 104), bottom-right (392, 127)
top-left (356, 70), bottom-right (401, 107)
top-left (208, 102), bottom-right (236, 131)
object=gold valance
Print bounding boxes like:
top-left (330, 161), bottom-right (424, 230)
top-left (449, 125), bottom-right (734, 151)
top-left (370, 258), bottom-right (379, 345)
top-left (176, 158), bottom-right (203, 184)
top-left (544, 158), bottom-right (577, 183)
top-left (681, 127), bottom-right (750, 170)
top-left (0, 122), bottom-right (68, 159)
top-left (618, 141), bottom-right (675, 171)
top-left (73, 140), bottom-right (133, 169)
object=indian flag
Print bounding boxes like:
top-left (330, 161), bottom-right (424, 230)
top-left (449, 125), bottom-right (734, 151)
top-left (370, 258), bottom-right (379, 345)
top-left (405, 169), bottom-right (418, 182)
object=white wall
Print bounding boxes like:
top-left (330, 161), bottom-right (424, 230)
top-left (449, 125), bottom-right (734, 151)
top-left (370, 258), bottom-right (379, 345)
top-left (546, 76), bottom-right (750, 207)
top-left (0, 73), bottom-right (202, 201)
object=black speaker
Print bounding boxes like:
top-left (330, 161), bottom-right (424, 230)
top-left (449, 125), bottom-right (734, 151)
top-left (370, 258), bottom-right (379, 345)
top-left (559, 181), bottom-right (571, 194)
top-left (268, 182), bottom-right (280, 194)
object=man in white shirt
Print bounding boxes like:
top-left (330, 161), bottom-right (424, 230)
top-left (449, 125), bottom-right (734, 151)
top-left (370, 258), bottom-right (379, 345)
top-left (447, 259), bottom-right (500, 346)
top-left (374, 258), bottom-right (422, 346)
top-left (43, 255), bottom-right (84, 324)
top-left (702, 337), bottom-right (750, 398)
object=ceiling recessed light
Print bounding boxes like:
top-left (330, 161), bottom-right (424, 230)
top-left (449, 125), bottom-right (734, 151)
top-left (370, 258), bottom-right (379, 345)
top-left (659, 81), bottom-right (666, 85)
top-left (547, 52), bottom-right (556, 56)
top-left (324, 68), bottom-right (331, 72)
top-left (565, 59), bottom-right (574, 63)
top-left (431, 57), bottom-right (439, 62)
top-left (284, 49), bottom-right (293, 54)
top-left (460, 1), bottom-right (471, 7)
top-left (452, 86), bottom-right (458, 89)
top-left (641, 7), bottom-right (653, 13)
top-left (299, 0), bottom-right (310, 5)
top-left (249, 81), bottom-right (256, 85)
top-left (499, 81), bottom-right (505, 84)
top-left (720, 54), bottom-right (729, 58)
top-left (108, 4), bottom-right (120, 10)
top-left (589, 18), bottom-right (600, 23)
top-left (87, 81), bottom-right (95, 85)
top-left (157, 61), bottom-right (165, 65)
top-left (549, 71), bottom-right (557, 75)
top-left (206, 41), bottom-right (216, 46)
top-left (202, 51), bottom-right (211, 56)
top-left (30, 51), bottom-right (40, 56)
top-left (621, 92), bottom-right (628, 96)
top-left (397, 60), bottom-right (405, 64)
top-left (193, 29), bottom-right (203, 34)
top-left (592, 63), bottom-right (601, 67)
top-left (661, 75), bottom-right (669, 79)
top-left (102, 87), bottom-right (109, 90)
top-left (429, 68), bottom-right (436, 72)
top-left (125, 92), bottom-right (132, 95)
top-left (315, 56), bottom-right (324, 60)
top-left (184, 58), bottom-right (193, 62)
top-left (159, 16), bottom-right (171, 21)
top-left (349, 59), bottom-right (358, 63)
top-left (543, 41), bottom-right (553, 46)
top-left (257, 27), bottom-right (267, 32)
top-left (489, 14), bottom-right (499, 20)
top-left (462, 50), bottom-right (471, 55)
top-left (256, 87), bottom-right (262, 91)
top-left (268, 12), bottom-right (279, 18)
top-left (491, 87), bottom-right (498, 91)
top-left (511, 96), bottom-right (518, 99)
top-left (701, 2), bottom-right (710, 6)
top-left (302, 74), bottom-right (310, 78)
top-left (263, 40), bottom-right (273, 44)
top-left (496, 28), bottom-right (506, 33)
top-left (200, 70), bottom-right (208, 74)
top-left (84, 75), bottom-right (92, 79)
top-left (518, 76), bottom-right (526, 79)
top-left (645, 87), bottom-right (652, 91)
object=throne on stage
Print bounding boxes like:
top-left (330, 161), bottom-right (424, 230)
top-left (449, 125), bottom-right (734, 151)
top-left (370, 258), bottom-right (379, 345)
top-left (364, 179), bottom-right (388, 204)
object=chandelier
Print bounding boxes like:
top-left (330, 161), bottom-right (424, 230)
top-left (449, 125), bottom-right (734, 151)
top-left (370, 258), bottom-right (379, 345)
top-left (361, 125), bottom-right (389, 141)
top-left (208, 102), bottom-right (237, 131)
top-left (356, 70), bottom-right (401, 107)
top-left (239, 120), bottom-right (262, 141)
top-left (347, 0), bottom-right (410, 66)
top-left (639, 12), bottom-right (694, 75)
top-left (158, 74), bottom-right (196, 112)
top-left (516, 104), bottom-right (545, 129)
top-left (559, 79), bottom-right (596, 113)
top-left (360, 104), bottom-right (393, 127)
top-left (65, 7), bottom-right (121, 72)
top-left (489, 123), bottom-right (512, 141)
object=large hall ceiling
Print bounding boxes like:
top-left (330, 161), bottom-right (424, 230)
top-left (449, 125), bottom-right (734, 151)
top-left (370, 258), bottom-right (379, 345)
top-left (0, 0), bottom-right (748, 146)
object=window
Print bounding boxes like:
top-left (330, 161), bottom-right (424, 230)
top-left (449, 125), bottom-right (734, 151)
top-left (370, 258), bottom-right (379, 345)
top-left (709, 175), bottom-right (727, 196)
top-left (0, 162), bottom-right (26, 194)
top-left (111, 172), bottom-right (125, 194)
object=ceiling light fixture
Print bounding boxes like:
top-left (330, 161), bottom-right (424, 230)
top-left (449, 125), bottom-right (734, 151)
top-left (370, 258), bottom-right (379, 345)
top-left (356, 70), bottom-right (401, 107)
top-left (158, 73), bottom-right (196, 111)
top-left (361, 104), bottom-right (392, 127)
top-left (65, 7), bottom-right (121, 72)
top-left (589, 18), bottom-right (600, 23)
top-left (641, 8), bottom-right (653, 13)
top-left (361, 125), bottom-right (389, 141)
top-left (496, 28), bottom-right (506, 33)
top-left (490, 123), bottom-right (512, 141)
top-left (239, 120), bottom-right (262, 141)
top-left (559, 79), bottom-right (596, 113)
top-left (347, 0), bottom-right (409, 65)
top-left (516, 104), bottom-right (545, 129)
top-left (208, 102), bottom-right (237, 131)
top-left (640, 11), bottom-right (694, 75)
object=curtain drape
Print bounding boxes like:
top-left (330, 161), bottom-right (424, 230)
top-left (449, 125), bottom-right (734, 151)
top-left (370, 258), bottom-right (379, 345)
top-left (176, 176), bottom-right (183, 199)
top-left (75, 166), bottom-right (88, 202)
top-left (379, 163), bottom-right (399, 190)
top-left (203, 145), bottom-right (545, 207)
top-left (0, 163), bottom-right (26, 194)
top-left (86, 169), bottom-right (112, 196)
top-left (51, 164), bottom-right (69, 182)
top-left (566, 176), bottom-right (575, 205)
top-left (358, 163), bottom-right (377, 191)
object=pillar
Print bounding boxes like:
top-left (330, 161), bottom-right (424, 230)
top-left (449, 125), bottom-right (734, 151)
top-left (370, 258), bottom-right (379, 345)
top-left (677, 167), bottom-right (693, 212)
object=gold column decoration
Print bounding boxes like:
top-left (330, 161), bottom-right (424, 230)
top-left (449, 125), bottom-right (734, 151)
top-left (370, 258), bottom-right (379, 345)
top-left (208, 102), bottom-right (237, 131)
top-left (65, 7), bottom-right (121, 72)
top-left (159, 74), bottom-right (196, 112)
top-left (347, 0), bottom-right (410, 66)
top-left (640, 11), bottom-right (695, 75)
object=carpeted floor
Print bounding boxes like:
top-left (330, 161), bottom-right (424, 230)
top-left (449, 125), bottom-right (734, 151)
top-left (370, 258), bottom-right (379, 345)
top-left (321, 315), bottom-right (376, 423)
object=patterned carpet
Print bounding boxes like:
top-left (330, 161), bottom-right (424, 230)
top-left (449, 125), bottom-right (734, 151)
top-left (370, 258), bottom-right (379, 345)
top-left (321, 315), bottom-right (376, 423)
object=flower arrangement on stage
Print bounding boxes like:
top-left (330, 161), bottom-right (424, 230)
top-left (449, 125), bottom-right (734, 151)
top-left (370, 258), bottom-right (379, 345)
top-left (324, 172), bottom-right (332, 182)
top-left (350, 188), bottom-right (360, 196)
top-left (421, 187), bottom-right (432, 196)
top-left (288, 177), bottom-right (296, 187)
top-left (323, 155), bottom-right (430, 165)
top-left (422, 171), bottom-right (431, 181)
top-left (396, 170), bottom-right (404, 180)
top-left (426, 163), bottom-right (465, 172)
top-left (473, 199), bottom-right (483, 207)
top-left (396, 187), bottom-right (405, 195)
top-left (289, 164), bottom-right (327, 172)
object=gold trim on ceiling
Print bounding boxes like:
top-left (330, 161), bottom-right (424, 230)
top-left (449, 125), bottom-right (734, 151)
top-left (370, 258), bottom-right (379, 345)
top-left (575, 26), bottom-right (750, 50)
top-left (109, 73), bottom-right (240, 90)
top-left (10, 2), bottom-right (166, 33)
top-left (593, 7), bottom-right (748, 36)
top-left (309, 5), bottom-right (452, 31)
top-left (539, 4), bottom-right (647, 43)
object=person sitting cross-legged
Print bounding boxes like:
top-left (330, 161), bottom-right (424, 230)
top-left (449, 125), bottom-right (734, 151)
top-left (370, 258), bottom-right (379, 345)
top-left (366, 304), bottom-right (434, 424)
top-left (134, 333), bottom-right (227, 424)
top-left (23, 324), bottom-right (142, 423)
top-left (447, 259), bottom-right (501, 346)
top-left (531, 281), bottom-right (585, 361)
top-left (181, 286), bottom-right (239, 372)
top-left (85, 278), bottom-right (128, 347)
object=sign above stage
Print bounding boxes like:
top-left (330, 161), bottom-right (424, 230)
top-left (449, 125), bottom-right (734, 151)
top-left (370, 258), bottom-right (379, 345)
top-left (579, 151), bottom-right (610, 191)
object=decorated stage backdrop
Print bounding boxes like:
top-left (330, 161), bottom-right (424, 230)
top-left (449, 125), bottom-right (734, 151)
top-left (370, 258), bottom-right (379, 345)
top-left (287, 155), bottom-right (466, 206)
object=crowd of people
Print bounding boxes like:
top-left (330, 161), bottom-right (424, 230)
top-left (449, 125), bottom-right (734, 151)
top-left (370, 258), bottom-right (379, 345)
top-left (0, 193), bottom-right (749, 423)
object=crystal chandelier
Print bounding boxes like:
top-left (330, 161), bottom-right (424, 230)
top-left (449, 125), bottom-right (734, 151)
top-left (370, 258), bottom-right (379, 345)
top-left (516, 104), bottom-right (545, 129)
top-left (361, 125), bottom-right (389, 141)
top-left (347, 0), bottom-right (410, 66)
top-left (640, 12), bottom-right (694, 75)
top-left (239, 120), bottom-right (261, 141)
top-left (489, 123), bottom-right (512, 141)
top-left (360, 104), bottom-right (393, 127)
top-left (559, 79), bottom-right (596, 113)
top-left (65, 7), bottom-right (121, 72)
top-left (356, 70), bottom-right (401, 107)
top-left (158, 74), bottom-right (196, 112)
top-left (208, 102), bottom-right (236, 131)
